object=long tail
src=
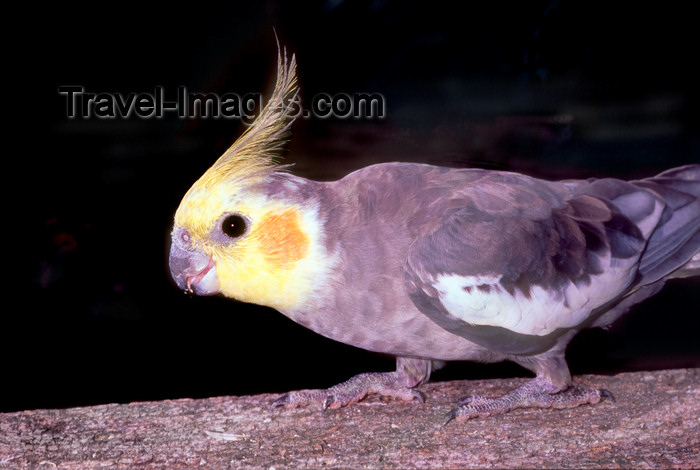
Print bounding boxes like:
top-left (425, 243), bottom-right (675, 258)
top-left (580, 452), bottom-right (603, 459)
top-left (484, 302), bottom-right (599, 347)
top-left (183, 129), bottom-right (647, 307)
top-left (633, 164), bottom-right (700, 283)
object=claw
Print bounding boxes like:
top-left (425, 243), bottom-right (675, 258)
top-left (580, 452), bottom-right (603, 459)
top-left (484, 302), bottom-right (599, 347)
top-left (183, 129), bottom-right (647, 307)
top-left (598, 388), bottom-right (615, 403)
top-left (456, 396), bottom-right (472, 407)
top-left (443, 408), bottom-right (459, 427)
top-left (322, 395), bottom-right (336, 411)
top-left (456, 394), bottom-right (490, 407)
top-left (270, 393), bottom-right (291, 410)
top-left (267, 361), bottom-right (430, 412)
top-left (411, 390), bottom-right (426, 403)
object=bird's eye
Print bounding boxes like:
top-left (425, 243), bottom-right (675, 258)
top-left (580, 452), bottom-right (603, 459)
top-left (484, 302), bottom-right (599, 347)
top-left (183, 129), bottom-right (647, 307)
top-left (221, 214), bottom-right (247, 239)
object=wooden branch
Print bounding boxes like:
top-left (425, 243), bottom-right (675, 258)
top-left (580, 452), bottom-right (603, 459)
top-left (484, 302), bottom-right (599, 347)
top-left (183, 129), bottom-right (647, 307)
top-left (2, 368), bottom-right (698, 469)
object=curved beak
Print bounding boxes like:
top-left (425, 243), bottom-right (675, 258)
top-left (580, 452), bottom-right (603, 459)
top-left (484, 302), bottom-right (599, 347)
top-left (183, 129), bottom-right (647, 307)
top-left (169, 227), bottom-right (220, 295)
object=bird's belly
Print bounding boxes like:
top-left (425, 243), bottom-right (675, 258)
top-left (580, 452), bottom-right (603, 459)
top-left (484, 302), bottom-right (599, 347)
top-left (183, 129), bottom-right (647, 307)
top-left (282, 301), bottom-right (492, 362)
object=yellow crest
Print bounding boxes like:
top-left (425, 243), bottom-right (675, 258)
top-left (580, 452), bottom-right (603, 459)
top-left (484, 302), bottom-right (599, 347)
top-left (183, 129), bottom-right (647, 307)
top-left (190, 45), bottom-right (299, 191)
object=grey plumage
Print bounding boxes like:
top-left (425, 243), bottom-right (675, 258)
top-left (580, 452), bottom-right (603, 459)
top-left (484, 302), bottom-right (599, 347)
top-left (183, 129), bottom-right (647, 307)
top-left (170, 50), bottom-right (700, 420)
top-left (272, 163), bottom-right (699, 357)
top-left (401, 163), bottom-right (699, 355)
top-left (263, 162), bottom-right (699, 416)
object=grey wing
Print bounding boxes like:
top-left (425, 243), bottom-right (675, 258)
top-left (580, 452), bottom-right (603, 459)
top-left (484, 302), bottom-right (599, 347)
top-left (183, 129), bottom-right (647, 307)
top-left (403, 170), bottom-right (673, 355)
top-left (579, 165), bottom-right (700, 284)
top-left (628, 165), bottom-right (700, 282)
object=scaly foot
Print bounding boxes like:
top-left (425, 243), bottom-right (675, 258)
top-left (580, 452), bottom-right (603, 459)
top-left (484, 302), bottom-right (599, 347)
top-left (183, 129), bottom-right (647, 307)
top-left (271, 357), bottom-right (433, 410)
top-left (271, 371), bottom-right (424, 410)
top-left (444, 377), bottom-right (614, 424)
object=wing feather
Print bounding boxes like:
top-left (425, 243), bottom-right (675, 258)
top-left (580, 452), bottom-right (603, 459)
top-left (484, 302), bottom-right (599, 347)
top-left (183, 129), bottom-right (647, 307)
top-left (403, 171), bottom-right (650, 354)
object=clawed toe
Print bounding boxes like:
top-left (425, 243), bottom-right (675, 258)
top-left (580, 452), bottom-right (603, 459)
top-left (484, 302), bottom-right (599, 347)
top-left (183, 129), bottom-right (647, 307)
top-left (270, 358), bottom-right (431, 413)
top-left (271, 391), bottom-right (348, 411)
top-left (269, 390), bottom-right (326, 410)
top-left (443, 408), bottom-right (459, 427)
top-left (409, 389), bottom-right (426, 403)
top-left (270, 394), bottom-right (292, 410)
top-left (322, 394), bottom-right (338, 410)
top-left (270, 372), bottom-right (426, 412)
top-left (443, 379), bottom-right (616, 425)
top-left (456, 395), bottom-right (489, 407)
top-left (598, 388), bottom-right (615, 402)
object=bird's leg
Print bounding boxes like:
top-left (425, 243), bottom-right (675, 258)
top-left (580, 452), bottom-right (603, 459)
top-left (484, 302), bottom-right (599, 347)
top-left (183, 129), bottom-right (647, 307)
top-left (444, 376), bottom-right (613, 424)
top-left (271, 357), bottom-right (432, 410)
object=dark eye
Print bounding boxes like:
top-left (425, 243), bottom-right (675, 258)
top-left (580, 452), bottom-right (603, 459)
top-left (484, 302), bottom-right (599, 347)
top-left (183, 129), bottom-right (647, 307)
top-left (221, 214), bottom-right (247, 238)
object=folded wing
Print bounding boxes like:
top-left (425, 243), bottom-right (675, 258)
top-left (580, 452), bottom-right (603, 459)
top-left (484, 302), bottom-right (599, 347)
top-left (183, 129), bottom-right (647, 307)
top-left (404, 165), bottom-right (699, 355)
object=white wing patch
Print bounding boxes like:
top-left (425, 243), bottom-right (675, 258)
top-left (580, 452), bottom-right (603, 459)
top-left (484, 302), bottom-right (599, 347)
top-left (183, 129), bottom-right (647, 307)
top-left (433, 251), bottom-right (639, 336)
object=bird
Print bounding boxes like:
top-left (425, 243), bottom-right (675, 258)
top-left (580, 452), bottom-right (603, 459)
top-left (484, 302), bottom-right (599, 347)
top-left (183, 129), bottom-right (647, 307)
top-left (168, 47), bottom-right (700, 423)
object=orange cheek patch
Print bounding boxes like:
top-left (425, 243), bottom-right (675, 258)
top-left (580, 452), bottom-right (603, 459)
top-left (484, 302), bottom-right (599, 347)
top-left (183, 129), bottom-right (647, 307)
top-left (255, 209), bottom-right (310, 267)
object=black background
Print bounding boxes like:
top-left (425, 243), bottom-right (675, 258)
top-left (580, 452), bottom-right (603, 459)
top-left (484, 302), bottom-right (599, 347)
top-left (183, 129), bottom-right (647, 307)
top-left (8, 1), bottom-right (699, 412)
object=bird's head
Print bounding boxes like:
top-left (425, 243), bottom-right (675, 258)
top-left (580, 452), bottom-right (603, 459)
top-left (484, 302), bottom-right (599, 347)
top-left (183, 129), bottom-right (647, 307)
top-left (169, 48), bottom-right (323, 311)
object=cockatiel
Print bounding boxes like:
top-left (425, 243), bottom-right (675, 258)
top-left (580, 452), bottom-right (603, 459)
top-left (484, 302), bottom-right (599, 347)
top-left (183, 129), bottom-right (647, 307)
top-left (169, 48), bottom-right (700, 423)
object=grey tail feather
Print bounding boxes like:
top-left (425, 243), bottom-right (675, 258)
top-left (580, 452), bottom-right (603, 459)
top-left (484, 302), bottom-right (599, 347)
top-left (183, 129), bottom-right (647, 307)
top-left (633, 164), bottom-right (700, 284)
